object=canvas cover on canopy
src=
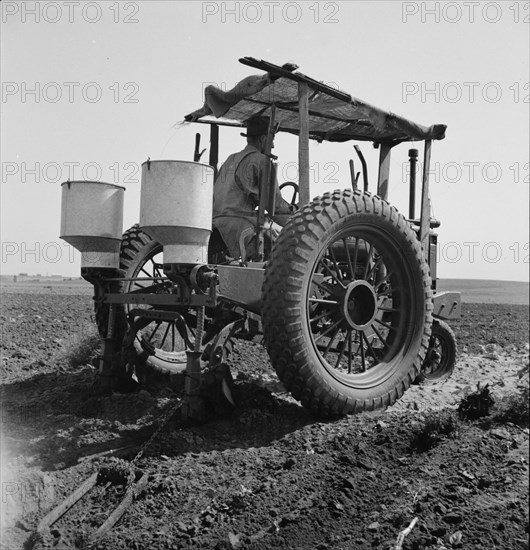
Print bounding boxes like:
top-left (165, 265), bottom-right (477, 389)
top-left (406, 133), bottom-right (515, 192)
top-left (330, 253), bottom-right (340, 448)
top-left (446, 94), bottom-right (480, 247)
top-left (185, 57), bottom-right (446, 145)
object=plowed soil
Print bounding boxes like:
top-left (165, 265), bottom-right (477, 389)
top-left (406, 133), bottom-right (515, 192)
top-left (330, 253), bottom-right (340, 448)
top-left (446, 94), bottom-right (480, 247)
top-left (1, 289), bottom-right (528, 550)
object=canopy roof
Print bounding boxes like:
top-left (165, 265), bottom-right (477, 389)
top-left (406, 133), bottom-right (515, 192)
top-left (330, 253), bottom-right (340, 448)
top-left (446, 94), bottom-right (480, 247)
top-left (184, 58), bottom-right (446, 145)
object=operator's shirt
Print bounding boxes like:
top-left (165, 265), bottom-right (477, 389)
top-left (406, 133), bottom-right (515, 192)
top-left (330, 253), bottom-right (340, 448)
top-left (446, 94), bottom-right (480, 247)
top-left (212, 144), bottom-right (293, 258)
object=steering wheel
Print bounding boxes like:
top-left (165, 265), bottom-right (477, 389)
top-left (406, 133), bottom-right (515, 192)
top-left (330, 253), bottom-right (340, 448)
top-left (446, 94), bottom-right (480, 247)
top-left (279, 181), bottom-right (299, 206)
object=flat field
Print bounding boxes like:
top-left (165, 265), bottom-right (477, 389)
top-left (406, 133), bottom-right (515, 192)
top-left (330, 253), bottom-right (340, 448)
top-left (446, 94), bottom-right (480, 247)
top-left (3, 277), bottom-right (527, 303)
top-left (438, 279), bottom-right (529, 305)
top-left (0, 280), bottom-right (528, 550)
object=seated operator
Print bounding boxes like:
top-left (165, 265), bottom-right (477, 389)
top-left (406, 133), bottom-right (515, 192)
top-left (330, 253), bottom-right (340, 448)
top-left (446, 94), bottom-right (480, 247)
top-left (212, 116), bottom-right (296, 260)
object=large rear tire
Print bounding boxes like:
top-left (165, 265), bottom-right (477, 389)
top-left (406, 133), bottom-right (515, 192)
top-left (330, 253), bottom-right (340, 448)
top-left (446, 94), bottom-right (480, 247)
top-left (262, 189), bottom-right (433, 417)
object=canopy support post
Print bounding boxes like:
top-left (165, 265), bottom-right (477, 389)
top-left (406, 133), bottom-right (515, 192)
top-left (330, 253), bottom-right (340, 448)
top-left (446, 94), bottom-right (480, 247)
top-left (408, 148), bottom-right (418, 219)
top-left (255, 106), bottom-right (277, 260)
top-left (419, 139), bottom-right (432, 257)
top-left (376, 143), bottom-right (392, 201)
top-left (209, 124), bottom-right (219, 178)
top-left (298, 82), bottom-right (310, 206)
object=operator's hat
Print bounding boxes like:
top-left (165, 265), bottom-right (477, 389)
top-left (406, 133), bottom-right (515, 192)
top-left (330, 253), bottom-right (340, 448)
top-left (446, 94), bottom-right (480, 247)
top-left (240, 116), bottom-right (270, 137)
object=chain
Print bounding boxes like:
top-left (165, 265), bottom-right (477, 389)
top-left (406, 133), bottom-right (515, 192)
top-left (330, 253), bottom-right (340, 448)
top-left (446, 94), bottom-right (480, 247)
top-left (133, 398), bottom-right (182, 465)
top-left (121, 397), bottom-right (182, 489)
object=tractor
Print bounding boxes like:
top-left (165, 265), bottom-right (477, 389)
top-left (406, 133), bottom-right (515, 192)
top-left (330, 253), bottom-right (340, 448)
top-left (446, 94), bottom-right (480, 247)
top-left (60, 57), bottom-right (460, 421)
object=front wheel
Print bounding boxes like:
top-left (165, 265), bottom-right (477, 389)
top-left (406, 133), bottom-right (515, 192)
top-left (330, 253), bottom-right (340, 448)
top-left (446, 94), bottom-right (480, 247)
top-left (262, 189), bottom-right (433, 417)
top-left (419, 320), bottom-right (457, 382)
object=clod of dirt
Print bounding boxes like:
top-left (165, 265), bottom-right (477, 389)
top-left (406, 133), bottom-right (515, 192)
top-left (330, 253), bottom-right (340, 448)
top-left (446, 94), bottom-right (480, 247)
top-left (410, 410), bottom-right (459, 452)
top-left (458, 383), bottom-right (495, 420)
top-left (97, 458), bottom-right (136, 486)
top-left (490, 428), bottom-right (512, 440)
top-left (443, 513), bottom-right (463, 524)
top-left (492, 382), bottom-right (530, 428)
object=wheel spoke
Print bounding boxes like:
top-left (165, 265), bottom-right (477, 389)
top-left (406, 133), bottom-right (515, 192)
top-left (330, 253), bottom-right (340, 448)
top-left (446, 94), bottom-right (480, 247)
top-left (145, 262), bottom-right (164, 284)
top-left (311, 310), bottom-right (333, 324)
top-left (374, 318), bottom-right (397, 332)
top-left (140, 267), bottom-right (153, 279)
top-left (363, 243), bottom-right (374, 280)
top-left (371, 324), bottom-right (390, 350)
top-left (375, 271), bottom-right (394, 291)
top-left (334, 337), bottom-right (347, 369)
top-left (351, 331), bottom-right (363, 367)
top-left (359, 331), bottom-right (367, 371)
top-left (312, 278), bottom-right (336, 296)
top-left (328, 247), bottom-right (343, 283)
top-left (152, 263), bottom-right (164, 280)
top-left (362, 332), bottom-right (378, 364)
top-left (147, 321), bottom-right (162, 342)
top-left (323, 327), bottom-right (340, 358)
top-left (320, 259), bottom-right (346, 289)
top-left (308, 298), bottom-right (340, 306)
top-left (343, 238), bottom-right (355, 281)
top-left (366, 255), bottom-right (383, 282)
top-left (314, 319), bottom-right (343, 343)
top-left (159, 322), bottom-right (171, 349)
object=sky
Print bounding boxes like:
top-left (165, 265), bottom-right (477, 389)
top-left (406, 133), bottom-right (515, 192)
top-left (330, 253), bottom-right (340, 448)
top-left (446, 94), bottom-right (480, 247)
top-left (1, 0), bottom-right (529, 281)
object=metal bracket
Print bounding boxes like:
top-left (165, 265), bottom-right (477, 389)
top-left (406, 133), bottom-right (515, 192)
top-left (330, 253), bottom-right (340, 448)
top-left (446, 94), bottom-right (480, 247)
top-left (433, 291), bottom-right (461, 320)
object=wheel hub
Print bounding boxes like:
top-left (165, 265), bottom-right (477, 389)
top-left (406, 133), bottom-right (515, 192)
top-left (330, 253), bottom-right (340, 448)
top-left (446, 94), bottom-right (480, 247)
top-left (342, 280), bottom-right (378, 330)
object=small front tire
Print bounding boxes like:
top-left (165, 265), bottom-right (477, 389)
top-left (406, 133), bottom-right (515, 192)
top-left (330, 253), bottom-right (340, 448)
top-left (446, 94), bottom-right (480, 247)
top-left (418, 320), bottom-right (457, 382)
